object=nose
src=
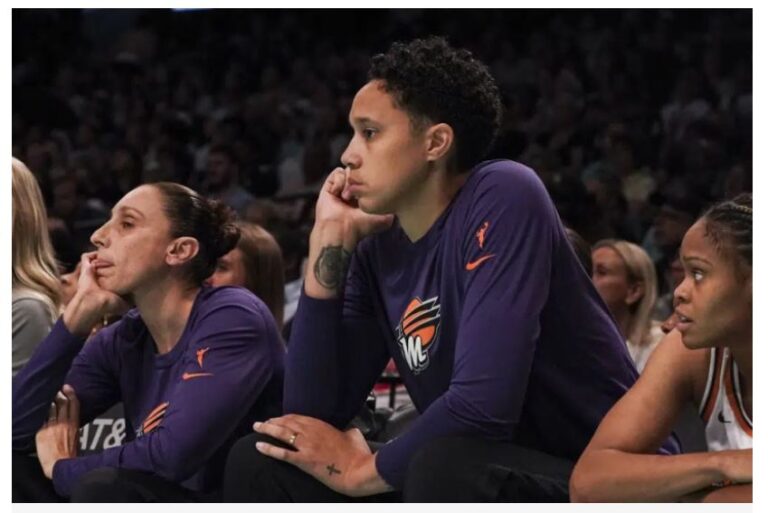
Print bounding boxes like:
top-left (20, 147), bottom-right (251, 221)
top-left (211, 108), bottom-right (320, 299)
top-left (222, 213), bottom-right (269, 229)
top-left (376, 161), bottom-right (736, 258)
top-left (673, 277), bottom-right (690, 306)
top-left (340, 137), bottom-right (361, 170)
top-left (90, 221), bottom-right (110, 249)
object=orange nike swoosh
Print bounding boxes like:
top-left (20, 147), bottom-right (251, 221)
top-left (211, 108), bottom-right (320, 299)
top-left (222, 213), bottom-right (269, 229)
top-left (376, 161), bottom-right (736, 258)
top-left (182, 372), bottom-right (214, 381)
top-left (465, 254), bottom-right (496, 271)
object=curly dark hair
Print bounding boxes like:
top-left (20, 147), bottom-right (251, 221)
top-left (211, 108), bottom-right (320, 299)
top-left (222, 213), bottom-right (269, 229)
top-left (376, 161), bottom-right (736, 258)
top-left (368, 36), bottom-right (502, 172)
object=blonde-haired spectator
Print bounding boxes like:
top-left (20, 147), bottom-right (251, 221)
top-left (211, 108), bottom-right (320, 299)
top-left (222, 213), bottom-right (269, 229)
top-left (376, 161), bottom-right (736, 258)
top-left (592, 239), bottom-right (663, 373)
top-left (12, 157), bottom-right (61, 375)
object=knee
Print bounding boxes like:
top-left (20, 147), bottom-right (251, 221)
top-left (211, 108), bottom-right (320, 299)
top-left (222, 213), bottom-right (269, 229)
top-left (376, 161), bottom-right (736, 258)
top-left (223, 433), bottom-right (286, 501)
top-left (404, 437), bottom-right (467, 501)
top-left (70, 467), bottom-right (124, 502)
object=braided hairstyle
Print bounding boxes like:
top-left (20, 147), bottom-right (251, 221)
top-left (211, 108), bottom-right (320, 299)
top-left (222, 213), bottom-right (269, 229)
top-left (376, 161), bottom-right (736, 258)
top-left (152, 182), bottom-right (241, 285)
top-left (701, 193), bottom-right (752, 281)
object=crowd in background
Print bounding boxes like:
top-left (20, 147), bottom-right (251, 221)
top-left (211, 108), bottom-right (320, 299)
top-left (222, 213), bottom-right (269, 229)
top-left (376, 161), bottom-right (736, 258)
top-left (12, 8), bottom-right (752, 322)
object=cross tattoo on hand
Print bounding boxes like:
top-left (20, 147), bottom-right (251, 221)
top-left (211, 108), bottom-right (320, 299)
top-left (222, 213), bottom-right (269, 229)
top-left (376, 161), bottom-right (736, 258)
top-left (326, 463), bottom-right (341, 476)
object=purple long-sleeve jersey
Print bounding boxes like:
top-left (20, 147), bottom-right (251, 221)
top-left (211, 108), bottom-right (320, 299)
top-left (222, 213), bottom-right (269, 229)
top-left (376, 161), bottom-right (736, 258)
top-left (13, 286), bottom-right (285, 497)
top-left (286, 159), bottom-right (680, 489)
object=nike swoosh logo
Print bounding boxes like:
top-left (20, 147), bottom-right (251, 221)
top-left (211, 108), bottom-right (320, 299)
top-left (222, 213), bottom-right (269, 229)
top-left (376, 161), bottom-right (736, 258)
top-left (717, 410), bottom-right (731, 423)
top-left (182, 372), bottom-right (214, 381)
top-left (465, 254), bottom-right (496, 271)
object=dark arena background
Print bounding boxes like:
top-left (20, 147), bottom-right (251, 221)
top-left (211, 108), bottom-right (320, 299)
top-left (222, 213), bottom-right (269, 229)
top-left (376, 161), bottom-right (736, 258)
top-left (11, 7), bottom-right (753, 503)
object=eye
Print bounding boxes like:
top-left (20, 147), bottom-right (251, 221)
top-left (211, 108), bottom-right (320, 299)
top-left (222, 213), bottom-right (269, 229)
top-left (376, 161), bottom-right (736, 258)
top-left (362, 127), bottom-right (377, 140)
top-left (120, 221), bottom-right (134, 230)
top-left (692, 269), bottom-right (704, 282)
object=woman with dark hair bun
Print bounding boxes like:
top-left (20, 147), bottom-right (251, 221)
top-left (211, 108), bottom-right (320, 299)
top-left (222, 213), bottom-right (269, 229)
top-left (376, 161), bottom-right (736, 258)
top-left (571, 194), bottom-right (752, 502)
top-left (12, 183), bottom-right (285, 502)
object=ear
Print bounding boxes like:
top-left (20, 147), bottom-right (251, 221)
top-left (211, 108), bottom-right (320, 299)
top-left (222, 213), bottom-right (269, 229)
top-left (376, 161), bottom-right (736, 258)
top-left (424, 123), bottom-right (454, 163)
top-left (165, 237), bottom-right (200, 268)
top-left (624, 281), bottom-right (645, 306)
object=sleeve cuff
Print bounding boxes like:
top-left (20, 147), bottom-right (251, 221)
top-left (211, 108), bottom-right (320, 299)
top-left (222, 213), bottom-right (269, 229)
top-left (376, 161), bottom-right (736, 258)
top-left (51, 457), bottom-right (75, 498)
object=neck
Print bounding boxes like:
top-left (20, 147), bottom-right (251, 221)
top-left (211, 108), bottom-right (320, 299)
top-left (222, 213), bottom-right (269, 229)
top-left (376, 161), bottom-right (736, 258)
top-left (730, 334), bottom-right (753, 388)
top-left (396, 166), bottom-right (468, 242)
top-left (133, 278), bottom-right (200, 355)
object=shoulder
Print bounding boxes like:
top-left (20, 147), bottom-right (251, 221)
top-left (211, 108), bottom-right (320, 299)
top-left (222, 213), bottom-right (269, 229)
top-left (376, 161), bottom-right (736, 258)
top-left (463, 159), bottom-right (556, 220)
top-left (197, 285), bottom-right (265, 312)
top-left (468, 159), bottom-right (549, 199)
top-left (638, 329), bottom-right (709, 405)
top-left (12, 293), bottom-right (55, 320)
top-left (192, 286), bottom-right (274, 333)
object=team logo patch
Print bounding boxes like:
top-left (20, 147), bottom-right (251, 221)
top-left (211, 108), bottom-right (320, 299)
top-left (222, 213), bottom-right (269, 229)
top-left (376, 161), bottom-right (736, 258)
top-left (466, 221), bottom-right (496, 271)
top-left (136, 401), bottom-right (169, 437)
top-left (395, 297), bottom-right (441, 374)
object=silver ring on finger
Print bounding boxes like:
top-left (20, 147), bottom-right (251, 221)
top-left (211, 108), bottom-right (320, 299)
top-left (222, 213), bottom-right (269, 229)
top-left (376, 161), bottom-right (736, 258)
top-left (288, 432), bottom-right (299, 446)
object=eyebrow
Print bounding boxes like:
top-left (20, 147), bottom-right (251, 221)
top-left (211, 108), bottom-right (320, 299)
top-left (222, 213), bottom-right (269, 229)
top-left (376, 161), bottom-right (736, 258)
top-left (682, 255), bottom-right (712, 266)
top-left (112, 206), bottom-right (145, 219)
top-left (349, 116), bottom-right (380, 126)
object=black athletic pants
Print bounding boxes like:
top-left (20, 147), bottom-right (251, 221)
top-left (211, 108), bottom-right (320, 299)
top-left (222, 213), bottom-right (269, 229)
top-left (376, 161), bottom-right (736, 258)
top-left (12, 451), bottom-right (213, 502)
top-left (223, 434), bottom-right (573, 502)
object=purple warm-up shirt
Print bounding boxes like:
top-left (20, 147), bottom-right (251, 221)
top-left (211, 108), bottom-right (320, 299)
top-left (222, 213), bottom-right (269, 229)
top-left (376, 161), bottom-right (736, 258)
top-left (285, 159), bottom-right (680, 489)
top-left (13, 286), bottom-right (285, 497)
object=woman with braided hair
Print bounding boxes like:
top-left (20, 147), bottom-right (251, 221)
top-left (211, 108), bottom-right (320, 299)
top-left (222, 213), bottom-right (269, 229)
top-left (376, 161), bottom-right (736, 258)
top-left (571, 193), bottom-right (752, 502)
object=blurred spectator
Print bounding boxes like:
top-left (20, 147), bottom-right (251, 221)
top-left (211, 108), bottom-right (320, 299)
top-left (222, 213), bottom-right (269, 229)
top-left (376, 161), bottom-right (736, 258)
top-left (11, 9), bottom-right (751, 273)
top-left (201, 143), bottom-right (255, 217)
top-left (12, 158), bottom-right (61, 376)
top-left (49, 175), bottom-right (109, 252)
top-left (206, 221), bottom-right (286, 332)
top-left (565, 227), bottom-right (593, 275)
top-left (641, 185), bottom-right (703, 294)
top-left (592, 239), bottom-right (663, 373)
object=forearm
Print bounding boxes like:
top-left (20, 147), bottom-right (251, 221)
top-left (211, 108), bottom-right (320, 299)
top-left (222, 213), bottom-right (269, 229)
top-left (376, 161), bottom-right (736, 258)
top-left (286, 222), bottom-right (386, 426)
top-left (571, 449), bottom-right (740, 502)
top-left (304, 220), bottom-right (357, 299)
top-left (12, 320), bottom-right (85, 450)
top-left (697, 483), bottom-right (752, 503)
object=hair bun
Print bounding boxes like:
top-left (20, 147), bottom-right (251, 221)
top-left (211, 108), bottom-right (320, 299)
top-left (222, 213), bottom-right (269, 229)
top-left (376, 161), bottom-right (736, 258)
top-left (207, 199), bottom-right (240, 259)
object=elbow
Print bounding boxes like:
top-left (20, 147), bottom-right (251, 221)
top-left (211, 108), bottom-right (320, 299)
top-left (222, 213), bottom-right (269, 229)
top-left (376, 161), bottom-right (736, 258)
top-left (151, 444), bottom-right (198, 483)
top-left (155, 459), bottom-right (195, 483)
top-left (568, 458), bottom-right (601, 503)
top-left (568, 471), bottom-right (591, 503)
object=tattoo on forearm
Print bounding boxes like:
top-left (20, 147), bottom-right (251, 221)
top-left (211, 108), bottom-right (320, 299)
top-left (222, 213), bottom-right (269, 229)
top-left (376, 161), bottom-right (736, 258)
top-left (326, 463), bottom-right (342, 476)
top-left (314, 245), bottom-right (351, 292)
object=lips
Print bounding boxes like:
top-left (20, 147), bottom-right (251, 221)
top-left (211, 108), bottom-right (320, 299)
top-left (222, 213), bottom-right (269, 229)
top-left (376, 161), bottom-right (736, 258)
top-left (675, 310), bottom-right (694, 332)
top-left (92, 258), bottom-right (114, 274)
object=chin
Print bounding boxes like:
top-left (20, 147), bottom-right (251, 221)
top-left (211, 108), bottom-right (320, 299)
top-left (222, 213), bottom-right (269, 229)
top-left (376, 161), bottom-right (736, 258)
top-left (358, 196), bottom-right (393, 216)
top-left (680, 330), bottom-right (714, 350)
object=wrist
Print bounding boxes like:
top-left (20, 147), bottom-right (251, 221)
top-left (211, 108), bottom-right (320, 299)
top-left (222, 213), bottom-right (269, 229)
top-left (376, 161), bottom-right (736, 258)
top-left (311, 220), bottom-right (359, 251)
top-left (306, 221), bottom-right (356, 299)
top-left (344, 453), bottom-right (391, 497)
top-left (62, 293), bottom-right (101, 337)
top-left (42, 458), bottom-right (59, 480)
top-left (707, 451), bottom-right (731, 483)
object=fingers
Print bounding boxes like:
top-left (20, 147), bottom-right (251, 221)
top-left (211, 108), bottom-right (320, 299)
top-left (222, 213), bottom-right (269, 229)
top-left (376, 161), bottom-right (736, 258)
top-left (47, 402), bottom-right (57, 423)
top-left (54, 391), bottom-right (69, 423)
top-left (324, 167), bottom-right (347, 197)
top-left (62, 385), bottom-right (80, 423)
top-left (255, 440), bottom-right (298, 463)
top-left (253, 421), bottom-right (301, 448)
top-left (78, 252), bottom-right (99, 285)
top-left (340, 168), bottom-right (353, 202)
